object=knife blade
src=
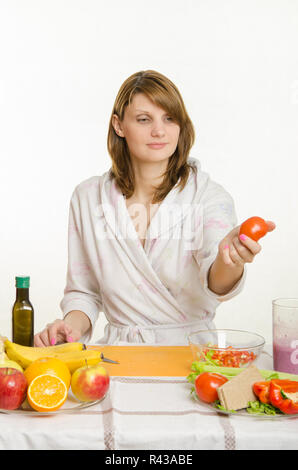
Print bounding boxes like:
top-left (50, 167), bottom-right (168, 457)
top-left (100, 353), bottom-right (119, 364)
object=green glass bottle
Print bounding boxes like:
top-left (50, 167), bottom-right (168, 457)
top-left (12, 276), bottom-right (34, 346)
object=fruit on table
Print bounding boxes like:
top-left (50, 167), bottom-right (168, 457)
top-left (0, 356), bottom-right (23, 373)
top-left (195, 372), bottom-right (228, 403)
top-left (239, 216), bottom-right (268, 242)
top-left (0, 368), bottom-right (28, 410)
top-left (71, 364), bottom-right (110, 402)
top-left (0, 338), bottom-right (23, 373)
top-left (24, 357), bottom-right (71, 389)
top-left (53, 350), bottom-right (102, 374)
top-left (4, 339), bottom-right (86, 370)
top-left (27, 374), bottom-right (68, 412)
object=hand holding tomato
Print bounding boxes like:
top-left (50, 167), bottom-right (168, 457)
top-left (239, 216), bottom-right (269, 241)
top-left (218, 217), bottom-right (276, 267)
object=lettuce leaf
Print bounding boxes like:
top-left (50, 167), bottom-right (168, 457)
top-left (246, 400), bottom-right (282, 415)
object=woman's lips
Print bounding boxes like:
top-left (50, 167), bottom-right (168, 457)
top-left (147, 143), bottom-right (167, 149)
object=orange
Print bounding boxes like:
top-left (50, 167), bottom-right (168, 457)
top-left (24, 357), bottom-right (71, 389)
top-left (27, 374), bottom-right (68, 412)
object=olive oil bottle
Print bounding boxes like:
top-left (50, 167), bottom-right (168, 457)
top-left (12, 276), bottom-right (34, 346)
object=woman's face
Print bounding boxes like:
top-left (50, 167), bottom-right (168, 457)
top-left (112, 93), bottom-right (180, 164)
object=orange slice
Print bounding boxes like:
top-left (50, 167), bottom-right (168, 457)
top-left (27, 374), bottom-right (68, 412)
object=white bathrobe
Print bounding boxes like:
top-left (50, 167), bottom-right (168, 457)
top-left (60, 158), bottom-right (246, 345)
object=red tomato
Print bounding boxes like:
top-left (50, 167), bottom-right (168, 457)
top-left (239, 216), bottom-right (268, 242)
top-left (195, 372), bottom-right (228, 403)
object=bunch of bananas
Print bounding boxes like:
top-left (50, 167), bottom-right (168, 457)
top-left (0, 336), bottom-right (102, 374)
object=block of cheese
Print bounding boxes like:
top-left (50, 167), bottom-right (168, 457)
top-left (217, 364), bottom-right (263, 411)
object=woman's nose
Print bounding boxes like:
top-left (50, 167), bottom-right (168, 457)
top-left (151, 124), bottom-right (166, 137)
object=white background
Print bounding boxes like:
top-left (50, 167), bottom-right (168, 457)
top-left (0, 0), bottom-right (297, 345)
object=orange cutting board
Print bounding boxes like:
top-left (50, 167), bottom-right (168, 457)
top-left (87, 345), bottom-right (193, 377)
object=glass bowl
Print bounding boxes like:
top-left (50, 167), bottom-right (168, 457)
top-left (188, 329), bottom-right (265, 368)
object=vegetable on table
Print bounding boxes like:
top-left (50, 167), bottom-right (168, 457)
top-left (187, 361), bottom-right (298, 384)
top-left (194, 372), bottom-right (228, 404)
top-left (253, 381), bottom-right (270, 404)
top-left (201, 344), bottom-right (256, 368)
top-left (188, 361), bottom-right (298, 416)
top-left (269, 379), bottom-right (298, 415)
top-left (246, 400), bottom-right (282, 416)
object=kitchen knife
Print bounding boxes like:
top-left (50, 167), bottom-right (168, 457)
top-left (100, 353), bottom-right (119, 364)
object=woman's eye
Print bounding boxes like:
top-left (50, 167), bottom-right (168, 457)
top-left (137, 117), bottom-right (173, 122)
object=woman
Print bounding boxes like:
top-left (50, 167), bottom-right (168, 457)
top-left (35, 70), bottom-right (275, 346)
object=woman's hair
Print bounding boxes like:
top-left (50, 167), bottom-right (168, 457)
top-left (107, 70), bottom-right (196, 204)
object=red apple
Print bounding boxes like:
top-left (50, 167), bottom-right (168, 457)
top-left (71, 364), bottom-right (110, 402)
top-left (0, 368), bottom-right (28, 410)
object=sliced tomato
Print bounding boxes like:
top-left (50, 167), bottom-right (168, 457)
top-left (203, 345), bottom-right (256, 367)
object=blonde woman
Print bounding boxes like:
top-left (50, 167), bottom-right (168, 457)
top-left (35, 70), bottom-right (275, 346)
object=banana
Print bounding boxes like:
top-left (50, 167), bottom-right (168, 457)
top-left (0, 337), bottom-right (23, 372)
top-left (4, 339), bottom-right (85, 370)
top-left (51, 350), bottom-right (102, 374)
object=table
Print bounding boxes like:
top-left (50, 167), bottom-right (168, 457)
top-left (1, 344), bottom-right (298, 450)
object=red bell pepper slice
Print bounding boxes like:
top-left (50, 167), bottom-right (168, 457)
top-left (253, 381), bottom-right (270, 404)
top-left (269, 379), bottom-right (298, 414)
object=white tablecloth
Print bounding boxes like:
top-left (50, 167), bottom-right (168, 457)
top-left (1, 345), bottom-right (298, 450)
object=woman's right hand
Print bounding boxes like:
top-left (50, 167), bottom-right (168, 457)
top-left (34, 319), bottom-right (82, 347)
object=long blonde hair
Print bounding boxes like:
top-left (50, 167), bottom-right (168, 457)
top-left (107, 70), bottom-right (196, 204)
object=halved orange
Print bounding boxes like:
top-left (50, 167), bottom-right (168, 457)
top-left (24, 357), bottom-right (71, 389)
top-left (27, 374), bottom-right (68, 412)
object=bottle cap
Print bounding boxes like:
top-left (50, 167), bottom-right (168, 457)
top-left (15, 276), bottom-right (30, 288)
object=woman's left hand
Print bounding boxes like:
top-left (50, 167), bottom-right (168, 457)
top-left (218, 220), bottom-right (276, 267)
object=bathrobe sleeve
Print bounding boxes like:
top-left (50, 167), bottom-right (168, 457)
top-left (60, 188), bottom-right (103, 341)
top-left (193, 179), bottom-right (247, 302)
